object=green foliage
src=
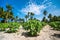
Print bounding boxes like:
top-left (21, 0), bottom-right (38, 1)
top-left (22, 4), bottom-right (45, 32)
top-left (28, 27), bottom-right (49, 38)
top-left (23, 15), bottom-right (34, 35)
top-left (6, 22), bottom-right (20, 33)
top-left (42, 17), bottom-right (48, 23)
top-left (43, 10), bottom-right (47, 16)
top-left (23, 20), bottom-right (43, 36)
top-left (48, 15), bottom-right (60, 22)
top-left (49, 21), bottom-right (60, 30)
top-left (41, 22), bottom-right (47, 26)
top-left (0, 22), bottom-right (20, 33)
top-left (0, 4), bottom-right (14, 23)
top-left (0, 23), bottom-right (9, 31)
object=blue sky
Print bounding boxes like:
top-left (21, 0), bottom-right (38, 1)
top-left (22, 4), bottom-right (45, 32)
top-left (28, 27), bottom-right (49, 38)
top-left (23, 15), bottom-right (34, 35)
top-left (0, 0), bottom-right (60, 20)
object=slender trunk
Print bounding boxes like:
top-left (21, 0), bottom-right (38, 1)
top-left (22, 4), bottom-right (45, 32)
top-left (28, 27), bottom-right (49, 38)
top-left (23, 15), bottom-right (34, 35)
top-left (26, 18), bottom-right (27, 22)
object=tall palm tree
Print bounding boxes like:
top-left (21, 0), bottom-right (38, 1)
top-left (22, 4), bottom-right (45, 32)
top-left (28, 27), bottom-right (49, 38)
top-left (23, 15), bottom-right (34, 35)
top-left (15, 16), bottom-right (18, 22)
top-left (5, 4), bottom-right (13, 22)
top-left (42, 17), bottom-right (48, 22)
top-left (42, 17), bottom-right (45, 22)
top-left (6, 4), bottom-right (12, 12)
top-left (53, 15), bottom-right (57, 21)
top-left (57, 16), bottom-right (60, 21)
top-left (28, 12), bottom-right (34, 19)
top-left (43, 10), bottom-right (47, 17)
top-left (0, 4), bottom-right (14, 23)
top-left (48, 13), bottom-right (52, 22)
top-left (29, 12), bottom-right (34, 20)
top-left (25, 15), bottom-right (29, 22)
top-left (28, 12), bottom-right (30, 16)
top-left (48, 14), bottom-right (52, 18)
top-left (0, 7), bottom-right (4, 17)
top-left (0, 7), bottom-right (6, 22)
top-left (42, 10), bottom-right (48, 22)
top-left (25, 12), bottom-right (34, 21)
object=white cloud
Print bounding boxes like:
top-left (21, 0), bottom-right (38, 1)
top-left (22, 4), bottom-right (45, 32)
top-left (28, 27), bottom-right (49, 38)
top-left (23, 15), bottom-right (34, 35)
top-left (20, 0), bottom-right (53, 15)
top-left (21, 3), bottom-right (46, 15)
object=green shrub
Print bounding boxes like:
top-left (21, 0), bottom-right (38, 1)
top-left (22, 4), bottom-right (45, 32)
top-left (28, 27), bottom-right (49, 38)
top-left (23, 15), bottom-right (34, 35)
top-left (23, 20), bottom-right (43, 36)
top-left (49, 21), bottom-right (60, 30)
top-left (0, 23), bottom-right (9, 31)
top-left (41, 22), bottom-right (47, 26)
top-left (6, 22), bottom-right (20, 33)
top-left (0, 22), bottom-right (20, 33)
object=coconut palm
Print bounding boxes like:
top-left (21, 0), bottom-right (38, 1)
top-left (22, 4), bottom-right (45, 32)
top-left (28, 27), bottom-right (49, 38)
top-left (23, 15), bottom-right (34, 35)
top-left (5, 4), bottom-right (14, 22)
top-left (0, 7), bottom-right (4, 17)
top-left (0, 7), bottom-right (4, 13)
top-left (43, 10), bottom-right (47, 17)
top-left (15, 16), bottom-right (18, 22)
top-left (0, 4), bottom-right (14, 23)
top-left (53, 16), bottom-right (57, 21)
top-left (48, 13), bottom-right (52, 22)
top-left (25, 15), bottom-right (29, 22)
top-left (30, 12), bottom-right (34, 20)
top-left (57, 16), bottom-right (60, 21)
top-left (0, 7), bottom-right (6, 22)
top-left (6, 4), bottom-right (12, 12)
top-left (25, 12), bottom-right (34, 21)
top-left (27, 12), bottom-right (34, 20)
top-left (42, 10), bottom-right (48, 22)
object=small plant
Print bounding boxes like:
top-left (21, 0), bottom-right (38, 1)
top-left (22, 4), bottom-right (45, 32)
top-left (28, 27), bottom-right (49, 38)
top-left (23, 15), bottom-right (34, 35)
top-left (42, 22), bottom-right (47, 26)
top-left (0, 22), bottom-right (20, 33)
top-left (0, 23), bottom-right (9, 31)
top-left (6, 22), bottom-right (20, 33)
top-left (49, 21), bottom-right (60, 30)
top-left (23, 20), bottom-right (43, 36)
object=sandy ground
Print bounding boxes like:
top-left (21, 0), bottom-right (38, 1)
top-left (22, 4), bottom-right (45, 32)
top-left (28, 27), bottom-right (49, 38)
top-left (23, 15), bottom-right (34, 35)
top-left (0, 25), bottom-right (60, 40)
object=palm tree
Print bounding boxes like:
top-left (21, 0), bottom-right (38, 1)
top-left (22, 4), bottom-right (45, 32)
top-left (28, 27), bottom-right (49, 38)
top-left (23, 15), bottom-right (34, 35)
top-left (57, 16), bottom-right (60, 21)
top-left (15, 16), bottom-right (18, 22)
top-left (42, 10), bottom-right (48, 22)
top-left (5, 4), bottom-right (13, 22)
top-left (53, 15), bottom-right (57, 21)
top-left (0, 7), bottom-right (4, 17)
top-left (48, 13), bottom-right (52, 22)
top-left (0, 7), bottom-right (6, 22)
top-left (25, 12), bottom-right (34, 21)
top-left (42, 17), bottom-right (48, 23)
top-left (30, 12), bottom-right (34, 20)
top-left (6, 4), bottom-right (12, 12)
top-left (0, 7), bottom-right (4, 13)
top-left (28, 12), bottom-right (30, 16)
top-left (25, 15), bottom-right (29, 22)
top-left (43, 10), bottom-right (47, 17)
top-left (0, 4), bottom-right (14, 23)
top-left (42, 17), bottom-right (45, 22)
top-left (27, 12), bottom-right (34, 20)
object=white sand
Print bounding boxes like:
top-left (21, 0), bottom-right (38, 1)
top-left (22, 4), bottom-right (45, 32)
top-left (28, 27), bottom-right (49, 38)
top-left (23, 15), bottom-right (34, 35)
top-left (0, 25), bottom-right (60, 40)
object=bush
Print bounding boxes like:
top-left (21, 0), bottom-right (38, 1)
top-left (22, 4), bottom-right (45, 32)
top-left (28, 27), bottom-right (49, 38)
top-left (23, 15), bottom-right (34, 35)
top-left (23, 20), bottom-right (43, 36)
top-left (0, 22), bottom-right (20, 33)
top-left (41, 22), bottom-right (47, 26)
top-left (49, 21), bottom-right (60, 30)
top-left (6, 22), bottom-right (20, 33)
top-left (0, 23), bottom-right (9, 31)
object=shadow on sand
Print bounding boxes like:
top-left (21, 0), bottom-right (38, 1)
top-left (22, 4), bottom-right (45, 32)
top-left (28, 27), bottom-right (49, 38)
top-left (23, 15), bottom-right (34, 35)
top-left (21, 32), bottom-right (39, 37)
top-left (52, 33), bottom-right (60, 38)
